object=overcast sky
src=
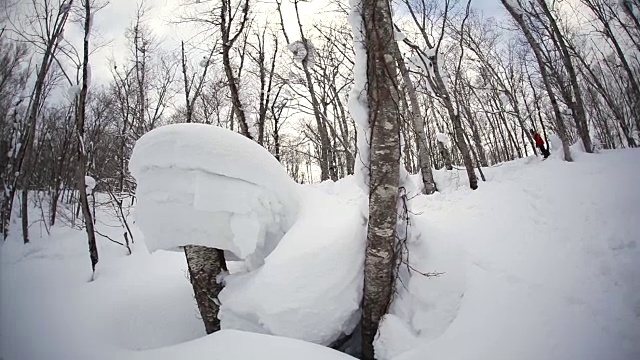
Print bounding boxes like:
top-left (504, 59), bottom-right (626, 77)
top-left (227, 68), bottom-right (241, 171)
top-left (3, 0), bottom-right (511, 90)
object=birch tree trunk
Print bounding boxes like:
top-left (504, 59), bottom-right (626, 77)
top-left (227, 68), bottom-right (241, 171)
top-left (182, 0), bottom-right (250, 334)
top-left (77, 0), bottom-right (98, 273)
top-left (359, 0), bottom-right (401, 357)
top-left (536, 0), bottom-right (593, 153)
top-left (221, 0), bottom-right (252, 138)
top-left (184, 245), bottom-right (227, 334)
top-left (392, 40), bottom-right (436, 194)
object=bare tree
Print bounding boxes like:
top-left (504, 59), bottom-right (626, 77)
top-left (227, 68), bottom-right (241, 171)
top-left (400, 0), bottom-right (478, 189)
top-left (533, 0), bottom-right (592, 152)
top-left (353, 0), bottom-right (401, 357)
top-left (245, 25), bottom-right (282, 145)
top-left (6, 0), bottom-right (74, 243)
top-left (500, 0), bottom-right (573, 161)
top-left (180, 41), bottom-right (216, 124)
top-left (220, 0), bottom-right (252, 137)
top-left (75, 0), bottom-right (98, 274)
top-left (176, 0), bottom-right (253, 334)
top-left (0, 36), bottom-right (30, 239)
top-left (579, 0), bottom-right (640, 140)
top-left (392, 39), bottom-right (437, 194)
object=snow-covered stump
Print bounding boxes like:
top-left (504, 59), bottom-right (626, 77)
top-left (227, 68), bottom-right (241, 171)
top-left (183, 245), bottom-right (227, 333)
top-left (129, 124), bottom-right (299, 333)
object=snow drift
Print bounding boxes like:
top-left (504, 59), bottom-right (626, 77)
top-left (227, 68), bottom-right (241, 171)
top-left (128, 330), bottom-right (357, 360)
top-left (129, 124), bottom-right (299, 266)
top-left (219, 183), bottom-right (365, 346)
top-left (2, 148), bottom-right (639, 360)
top-left (129, 123), bottom-right (365, 346)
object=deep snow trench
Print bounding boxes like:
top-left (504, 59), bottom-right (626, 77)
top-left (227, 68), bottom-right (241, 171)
top-left (1, 149), bottom-right (639, 360)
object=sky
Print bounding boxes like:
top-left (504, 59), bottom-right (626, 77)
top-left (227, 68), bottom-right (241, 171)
top-left (21, 0), bottom-right (511, 88)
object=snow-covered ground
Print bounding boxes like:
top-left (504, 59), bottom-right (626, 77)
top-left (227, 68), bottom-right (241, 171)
top-left (1, 148), bottom-right (639, 360)
top-left (379, 149), bottom-right (640, 360)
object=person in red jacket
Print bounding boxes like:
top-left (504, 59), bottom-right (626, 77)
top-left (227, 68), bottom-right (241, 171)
top-left (530, 129), bottom-right (550, 159)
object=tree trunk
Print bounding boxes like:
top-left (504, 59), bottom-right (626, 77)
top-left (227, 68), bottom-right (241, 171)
top-left (221, 0), bottom-right (252, 138)
top-left (536, 0), bottom-right (592, 153)
top-left (184, 245), bottom-right (227, 334)
top-left (359, 0), bottom-right (401, 357)
top-left (293, 1), bottom-right (332, 181)
top-left (78, 0), bottom-right (98, 273)
top-left (500, 0), bottom-right (572, 161)
top-left (393, 41), bottom-right (436, 194)
top-left (464, 103), bottom-right (488, 167)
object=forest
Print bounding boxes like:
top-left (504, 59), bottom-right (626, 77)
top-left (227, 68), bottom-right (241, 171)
top-left (1, 0), bottom-right (639, 359)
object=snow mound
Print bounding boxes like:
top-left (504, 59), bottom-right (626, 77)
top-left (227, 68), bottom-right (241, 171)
top-left (130, 329), bottom-right (356, 360)
top-left (129, 124), bottom-right (299, 264)
top-left (435, 132), bottom-right (451, 148)
top-left (288, 40), bottom-right (316, 68)
top-left (219, 184), bottom-right (366, 345)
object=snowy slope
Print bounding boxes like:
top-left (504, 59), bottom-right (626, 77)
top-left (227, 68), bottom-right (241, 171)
top-left (0, 201), bottom-right (357, 360)
top-left (379, 149), bottom-right (640, 360)
top-left (1, 149), bottom-right (639, 360)
top-left (128, 330), bottom-right (356, 360)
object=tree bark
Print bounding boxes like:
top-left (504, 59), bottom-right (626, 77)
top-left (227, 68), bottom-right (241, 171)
top-left (293, 0), bottom-right (332, 181)
top-left (221, 0), bottom-right (252, 138)
top-left (359, 0), bottom-right (401, 357)
top-left (17, 2), bottom-right (73, 244)
top-left (536, 0), bottom-right (593, 153)
top-left (500, 0), bottom-right (572, 161)
top-left (77, 0), bottom-right (98, 273)
top-left (184, 245), bottom-right (227, 334)
top-left (392, 41), bottom-right (436, 194)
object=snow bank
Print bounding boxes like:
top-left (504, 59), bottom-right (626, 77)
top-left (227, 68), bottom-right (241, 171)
top-left (378, 149), bottom-right (640, 360)
top-left (129, 124), bottom-right (299, 264)
top-left (85, 176), bottom-right (96, 194)
top-left (219, 183), bottom-right (366, 345)
top-left (130, 329), bottom-right (356, 360)
top-left (0, 213), bottom-right (356, 360)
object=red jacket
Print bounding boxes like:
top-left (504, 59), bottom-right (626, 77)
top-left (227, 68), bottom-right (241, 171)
top-left (533, 133), bottom-right (544, 146)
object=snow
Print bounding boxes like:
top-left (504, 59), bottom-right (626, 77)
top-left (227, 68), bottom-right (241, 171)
top-left (219, 181), bottom-right (365, 345)
top-left (0, 191), bottom-right (358, 360)
top-left (288, 40), bottom-right (316, 68)
top-left (378, 149), bottom-right (640, 360)
top-left (435, 132), bottom-right (451, 147)
top-left (86, 63), bottom-right (92, 87)
top-left (407, 53), bottom-right (429, 74)
top-left (129, 123), bottom-right (299, 263)
top-left (131, 330), bottom-right (357, 360)
top-left (2, 146), bottom-right (640, 360)
top-left (548, 132), bottom-right (565, 158)
top-left (425, 47), bottom-right (436, 58)
top-left (347, 0), bottom-right (371, 191)
top-left (68, 85), bottom-right (80, 98)
top-left (88, 13), bottom-right (94, 34)
top-left (85, 175), bottom-right (96, 194)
